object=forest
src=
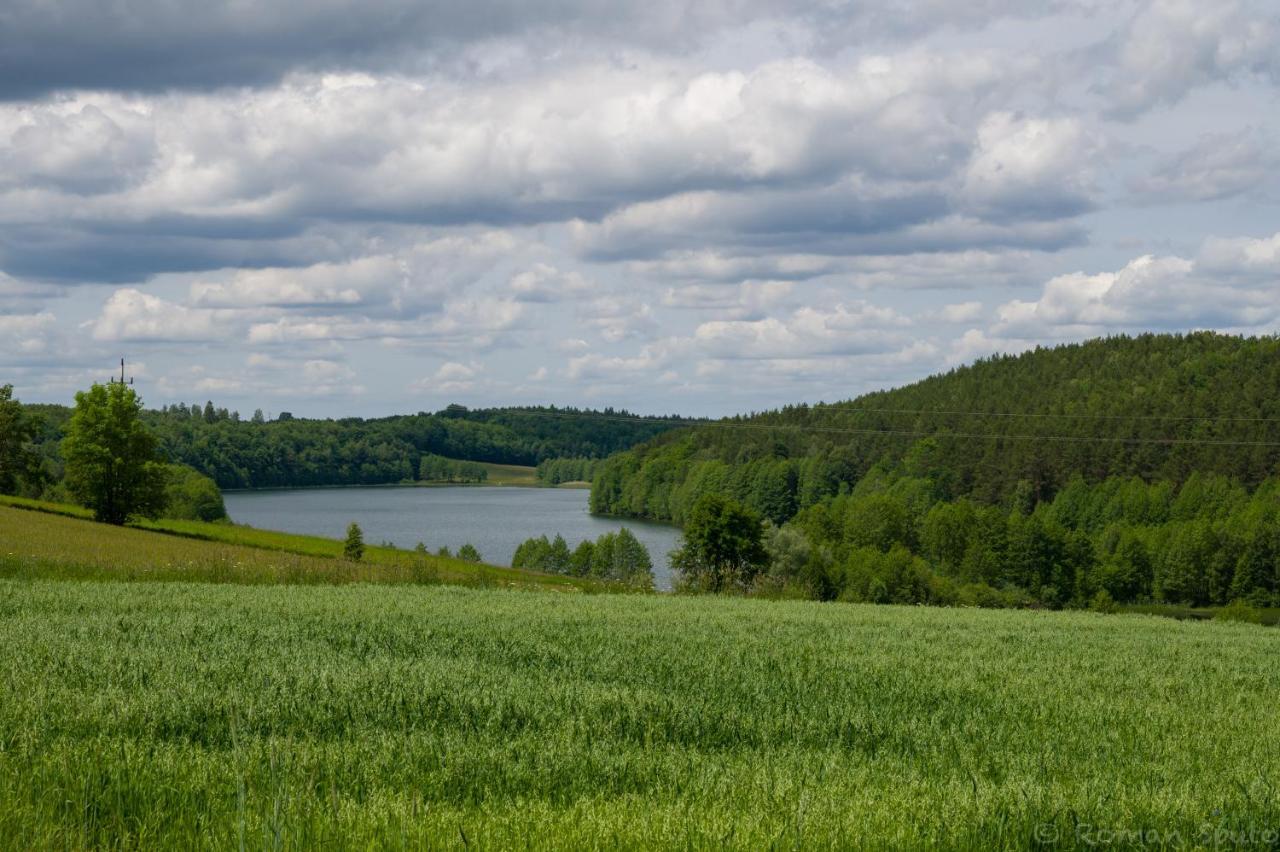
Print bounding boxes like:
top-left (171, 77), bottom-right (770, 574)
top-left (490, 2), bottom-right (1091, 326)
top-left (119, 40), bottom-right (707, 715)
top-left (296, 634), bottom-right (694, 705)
top-left (591, 333), bottom-right (1280, 609)
top-left (19, 403), bottom-right (693, 491)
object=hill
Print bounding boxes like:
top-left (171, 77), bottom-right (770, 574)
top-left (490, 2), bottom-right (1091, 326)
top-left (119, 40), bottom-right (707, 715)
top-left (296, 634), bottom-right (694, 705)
top-left (592, 332), bottom-right (1280, 524)
top-left (20, 403), bottom-right (697, 491)
top-left (590, 333), bottom-right (1280, 610)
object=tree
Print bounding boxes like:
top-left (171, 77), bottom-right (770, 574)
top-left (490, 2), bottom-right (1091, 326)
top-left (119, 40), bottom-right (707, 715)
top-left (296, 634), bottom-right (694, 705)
top-left (671, 494), bottom-right (767, 592)
top-left (0, 384), bottom-right (41, 495)
top-left (457, 543), bottom-right (481, 563)
top-left (162, 464), bottom-right (227, 521)
top-left (344, 522), bottom-right (365, 561)
top-left (61, 382), bottom-right (166, 525)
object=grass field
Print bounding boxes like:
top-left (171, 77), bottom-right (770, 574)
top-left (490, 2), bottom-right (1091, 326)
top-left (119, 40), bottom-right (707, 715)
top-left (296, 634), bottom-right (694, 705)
top-left (0, 579), bottom-right (1276, 848)
top-left (0, 503), bottom-right (595, 592)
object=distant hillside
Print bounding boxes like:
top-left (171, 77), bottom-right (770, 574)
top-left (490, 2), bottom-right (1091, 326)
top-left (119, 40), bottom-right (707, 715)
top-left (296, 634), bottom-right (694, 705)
top-left (22, 403), bottom-right (697, 490)
top-left (592, 333), bottom-right (1280, 524)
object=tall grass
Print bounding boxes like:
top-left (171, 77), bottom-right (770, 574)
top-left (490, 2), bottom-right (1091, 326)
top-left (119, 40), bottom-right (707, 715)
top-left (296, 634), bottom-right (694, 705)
top-left (0, 580), bottom-right (1276, 848)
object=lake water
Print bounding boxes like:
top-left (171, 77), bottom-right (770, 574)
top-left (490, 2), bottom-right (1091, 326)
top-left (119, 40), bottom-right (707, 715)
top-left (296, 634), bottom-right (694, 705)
top-left (223, 486), bottom-right (683, 590)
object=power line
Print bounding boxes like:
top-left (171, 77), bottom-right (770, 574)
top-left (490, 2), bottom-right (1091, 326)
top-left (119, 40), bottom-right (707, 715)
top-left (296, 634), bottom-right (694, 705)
top-left (801, 403), bottom-right (1280, 425)
top-left (479, 407), bottom-right (1280, 448)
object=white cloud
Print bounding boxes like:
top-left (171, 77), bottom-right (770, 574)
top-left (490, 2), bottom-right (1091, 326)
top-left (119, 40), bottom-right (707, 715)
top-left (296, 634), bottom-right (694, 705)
top-left (411, 360), bottom-right (483, 393)
top-left (693, 302), bottom-right (912, 359)
top-left (990, 232), bottom-right (1280, 339)
top-left (960, 112), bottom-right (1096, 220)
top-left (1093, 0), bottom-right (1280, 118)
top-left (89, 288), bottom-right (227, 341)
top-left (0, 312), bottom-right (57, 355)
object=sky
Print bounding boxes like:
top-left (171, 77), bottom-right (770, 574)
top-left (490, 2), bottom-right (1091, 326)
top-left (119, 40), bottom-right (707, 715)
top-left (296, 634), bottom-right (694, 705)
top-left (2, 0), bottom-right (1279, 418)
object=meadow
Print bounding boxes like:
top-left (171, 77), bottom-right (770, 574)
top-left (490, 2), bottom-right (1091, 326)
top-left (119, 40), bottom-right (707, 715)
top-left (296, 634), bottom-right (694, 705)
top-left (0, 503), bottom-right (593, 592)
top-left (0, 577), bottom-right (1277, 849)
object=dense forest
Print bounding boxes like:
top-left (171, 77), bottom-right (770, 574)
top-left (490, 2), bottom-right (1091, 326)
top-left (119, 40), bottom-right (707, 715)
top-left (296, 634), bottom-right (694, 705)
top-left (592, 334), bottom-right (1280, 524)
top-left (21, 404), bottom-right (694, 490)
top-left (592, 333), bottom-right (1280, 608)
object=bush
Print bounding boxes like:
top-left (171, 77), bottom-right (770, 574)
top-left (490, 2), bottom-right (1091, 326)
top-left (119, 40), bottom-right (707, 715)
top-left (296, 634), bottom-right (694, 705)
top-left (1214, 599), bottom-right (1264, 625)
top-left (1089, 589), bottom-right (1119, 614)
top-left (457, 543), bottom-right (482, 563)
top-left (163, 464), bottom-right (227, 522)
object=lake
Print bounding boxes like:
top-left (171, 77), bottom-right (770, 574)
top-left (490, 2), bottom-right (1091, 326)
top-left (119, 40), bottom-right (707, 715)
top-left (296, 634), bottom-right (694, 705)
top-left (223, 486), bottom-right (683, 590)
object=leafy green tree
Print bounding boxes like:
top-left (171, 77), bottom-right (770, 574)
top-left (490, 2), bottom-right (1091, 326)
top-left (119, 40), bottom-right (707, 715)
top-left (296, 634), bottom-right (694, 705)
top-left (162, 464), bottom-right (227, 521)
top-left (591, 528), bottom-right (654, 588)
top-left (570, 540), bottom-right (595, 576)
top-left (343, 523), bottom-right (365, 561)
top-left (61, 382), bottom-right (166, 524)
top-left (457, 543), bottom-right (481, 563)
top-left (672, 494), bottom-right (767, 592)
top-left (0, 384), bottom-right (41, 495)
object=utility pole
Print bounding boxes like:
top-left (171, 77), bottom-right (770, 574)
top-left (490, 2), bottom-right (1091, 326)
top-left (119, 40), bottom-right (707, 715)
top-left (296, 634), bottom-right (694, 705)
top-left (109, 358), bottom-right (134, 386)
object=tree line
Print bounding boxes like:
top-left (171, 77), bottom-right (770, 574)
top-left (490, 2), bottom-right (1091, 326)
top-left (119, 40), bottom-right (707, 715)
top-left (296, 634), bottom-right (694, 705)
top-left (1, 382), bottom-right (226, 523)
top-left (19, 401), bottom-right (690, 491)
top-left (512, 528), bottom-right (653, 588)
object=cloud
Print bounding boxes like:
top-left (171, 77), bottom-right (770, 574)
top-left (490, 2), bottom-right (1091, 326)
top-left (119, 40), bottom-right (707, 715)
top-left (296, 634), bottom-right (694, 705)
top-left (412, 360), bottom-right (482, 393)
top-left (1091, 0), bottom-right (1280, 118)
top-left (0, 312), bottom-right (57, 356)
top-left (1131, 128), bottom-right (1279, 202)
top-left (0, 0), bottom-right (1083, 100)
top-left (959, 112), bottom-right (1097, 222)
top-left (989, 232), bottom-right (1280, 339)
top-left (693, 302), bottom-right (912, 359)
top-left (508, 264), bottom-right (594, 303)
top-left (89, 288), bottom-right (227, 341)
top-left (0, 102), bottom-right (156, 194)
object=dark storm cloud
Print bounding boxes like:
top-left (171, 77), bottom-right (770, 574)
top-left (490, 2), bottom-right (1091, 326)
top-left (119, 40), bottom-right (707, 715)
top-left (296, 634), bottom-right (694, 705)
top-left (0, 0), bottom-right (1082, 99)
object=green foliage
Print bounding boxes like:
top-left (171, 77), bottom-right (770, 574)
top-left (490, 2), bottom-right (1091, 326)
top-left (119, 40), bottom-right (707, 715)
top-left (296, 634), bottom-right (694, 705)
top-left (592, 333), bottom-right (1280, 525)
top-left (61, 383), bottom-right (167, 525)
top-left (417, 453), bottom-right (489, 483)
top-left (161, 464), bottom-right (227, 522)
top-left (1214, 599), bottom-right (1265, 624)
top-left (1089, 589), bottom-right (1119, 613)
top-left (536, 457), bottom-right (598, 485)
top-left (748, 473), bottom-right (1280, 609)
top-left (0, 385), bottom-right (43, 496)
top-left (457, 543), bottom-right (481, 563)
top-left (672, 494), bottom-right (767, 593)
top-left (343, 523), bottom-right (365, 562)
top-left (513, 530), bottom-right (654, 588)
top-left (0, 581), bottom-right (1277, 847)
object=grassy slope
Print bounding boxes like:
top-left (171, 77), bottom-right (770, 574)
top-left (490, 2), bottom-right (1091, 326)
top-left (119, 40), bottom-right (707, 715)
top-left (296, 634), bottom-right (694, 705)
top-left (0, 581), bottom-right (1276, 848)
top-left (0, 501), bottom-right (596, 592)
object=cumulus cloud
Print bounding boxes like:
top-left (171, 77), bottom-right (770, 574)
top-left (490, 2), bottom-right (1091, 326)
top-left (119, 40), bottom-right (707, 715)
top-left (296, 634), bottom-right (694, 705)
top-left (960, 112), bottom-right (1098, 221)
top-left (89, 288), bottom-right (228, 341)
top-left (411, 360), bottom-right (483, 393)
top-left (1091, 0), bottom-right (1280, 118)
top-left (693, 302), bottom-right (912, 359)
top-left (0, 312), bottom-right (58, 356)
top-left (989, 231), bottom-right (1280, 340)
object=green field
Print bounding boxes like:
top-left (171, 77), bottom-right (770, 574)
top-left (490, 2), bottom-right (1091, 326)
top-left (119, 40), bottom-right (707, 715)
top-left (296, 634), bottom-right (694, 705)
top-left (0, 575), bottom-right (1277, 848)
top-left (0, 502), bottom-right (595, 592)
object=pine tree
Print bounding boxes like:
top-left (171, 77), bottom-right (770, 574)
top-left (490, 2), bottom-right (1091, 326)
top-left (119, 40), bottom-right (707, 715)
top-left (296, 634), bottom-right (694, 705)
top-left (343, 522), bottom-right (365, 561)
